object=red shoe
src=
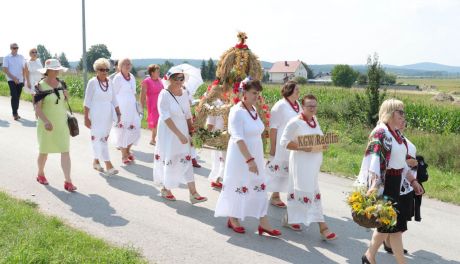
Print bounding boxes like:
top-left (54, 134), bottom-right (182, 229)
top-left (64, 182), bottom-right (77, 192)
top-left (227, 219), bottom-right (245, 234)
top-left (258, 226), bottom-right (282, 236)
top-left (36, 175), bottom-right (49, 185)
top-left (192, 158), bottom-right (201, 168)
top-left (211, 182), bottom-right (223, 189)
top-left (270, 200), bottom-right (287, 208)
top-left (128, 154), bottom-right (135, 161)
top-left (122, 158), bottom-right (131, 165)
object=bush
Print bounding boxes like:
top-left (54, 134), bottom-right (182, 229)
top-left (0, 72), bottom-right (6, 82)
top-left (331, 64), bottom-right (358, 88)
top-left (294, 76), bottom-right (308, 84)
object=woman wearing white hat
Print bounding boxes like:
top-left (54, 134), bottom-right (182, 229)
top-left (84, 58), bottom-right (121, 176)
top-left (33, 59), bottom-right (76, 192)
top-left (153, 67), bottom-right (207, 204)
top-left (111, 58), bottom-right (141, 164)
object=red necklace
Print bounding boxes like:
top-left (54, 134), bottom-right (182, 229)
top-left (122, 72), bottom-right (131, 81)
top-left (385, 124), bottom-right (403, 144)
top-left (286, 97), bottom-right (299, 113)
top-left (301, 113), bottom-right (316, 128)
top-left (242, 102), bottom-right (258, 120)
top-left (97, 77), bottom-right (109, 92)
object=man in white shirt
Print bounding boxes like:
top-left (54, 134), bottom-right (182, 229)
top-left (2, 43), bottom-right (26, 120)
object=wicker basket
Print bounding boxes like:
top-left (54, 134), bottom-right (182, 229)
top-left (352, 212), bottom-right (383, 229)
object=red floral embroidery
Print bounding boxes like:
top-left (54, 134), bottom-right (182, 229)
top-left (117, 123), bottom-right (123, 128)
top-left (315, 193), bottom-right (321, 200)
top-left (274, 165), bottom-right (279, 171)
top-left (233, 97), bottom-right (240, 104)
top-left (129, 125), bottom-right (135, 129)
top-left (373, 144), bottom-right (380, 153)
top-left (185, 155), bottom-right (191, 161)
top-left (261, 183), bottom-right (266, 190)
top-left (303, 197), bottom-right (310, 203)
top-left (242, 186), bottom-right (248, 193)
top-left (91, 136), bottom-right (95, 141)
top-left (155, 154), bottom-right (160, 160)
top-left (290, 193), bottom-right (295, 199)
top-left (262, 104), bottom-right (269, 111)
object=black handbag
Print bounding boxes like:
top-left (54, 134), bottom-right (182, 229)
top-left (66, 100), bottom-right (79, 137)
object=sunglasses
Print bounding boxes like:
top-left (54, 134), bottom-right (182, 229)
top-left (395, 109), bottom-right (405, 116)
top-left (11, 47), bottom-right (19, 50)
top-left (31, 51), bottom-right (38, 54)
top-left (304, 105), bottom-right (317, 108)
top-left (98, 68), bottom-right (110, 72)
top-left (172, 76), bottom-right (185, 81)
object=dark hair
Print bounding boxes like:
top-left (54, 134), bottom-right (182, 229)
top-left (147, 64), bottom-right (160, 76)
top-left (281, 81), bottom-right (297, 98)
top-left (301, 94), bottom-right (317, 105)
top-left (243, 80), bottom-right (263, 92)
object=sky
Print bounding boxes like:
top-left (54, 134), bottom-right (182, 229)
top-left (2, 0), bottom-right (460, 66)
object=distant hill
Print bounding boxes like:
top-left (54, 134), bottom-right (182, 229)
top-left (69, 59), bottom-right (460, 77)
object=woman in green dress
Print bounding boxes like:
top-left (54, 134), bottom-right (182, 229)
top-left (34, 59), bottom-right (76, 192)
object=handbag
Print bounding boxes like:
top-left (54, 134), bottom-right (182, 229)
top-left (66, 100), bottom-right (79, 137)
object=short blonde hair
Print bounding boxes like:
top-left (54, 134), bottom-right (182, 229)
top-left (29, 47), bottom-right (37, 57)
top-left (378, 98), bottom-right (404, 124)
top-left (93, 58), bottom-right (110, 71)
top-left (118, 58), bottom-right (132, 71)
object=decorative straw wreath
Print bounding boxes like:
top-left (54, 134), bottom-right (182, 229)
top-left (192, 32), bottom-right (270, 150)
top-left (346, 188), bottom-right (398, 229)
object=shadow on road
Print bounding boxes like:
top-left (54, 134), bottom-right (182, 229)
top-left (17, 118), bottom-right (36, 127)
top-left (0, 119), bottom-right (10, 127)
top-left (131, 150), bottom-right (153, 163)
top-left (45, 185), bottom-right (129, 227)
top-left (104, 174), bottom-right (161, 201)
top-left (122, 163), bottom-right (153, 181)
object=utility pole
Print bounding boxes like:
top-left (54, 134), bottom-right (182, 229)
top-left (82, 0), bottom-right (88, 93)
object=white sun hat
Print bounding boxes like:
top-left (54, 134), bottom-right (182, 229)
top-left (161, 66), bottom-right (190, 88)
top-left (38, 59), bottom-right (68, 74)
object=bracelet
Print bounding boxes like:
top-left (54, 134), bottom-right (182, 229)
top-left (410, 178), bottom-right (418, 185)
top-left (246, 157), bottom-right (255, 164)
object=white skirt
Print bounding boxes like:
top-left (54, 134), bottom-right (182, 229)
top-left (208, 150), bottom-right (226, 181)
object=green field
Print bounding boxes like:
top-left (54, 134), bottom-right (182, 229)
top-left (398, 78), bottom-right (460, 93)
top-left (0, 191), bottom-right (146, 264)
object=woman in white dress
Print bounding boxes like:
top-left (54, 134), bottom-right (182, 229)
top-left (267, 81), bottom-right (301, 208)
top-left (112, 58), bottom-right (141, 165)
top-left (84, 58), bottom-right (121, 176)
top-left (215, 80), bottom-right (281, 237)
top-left (153, 68), bottom-right (207, 204)
top-left (206, 94), bottom-right (226, 189)
top-left (280, 94), bottom-right (337, 240)
top-left (25, 47), bottom-right (43, 94)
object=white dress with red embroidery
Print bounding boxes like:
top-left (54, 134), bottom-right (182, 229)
top-left (214, 102), bottom-right (268, 220)
top-left (83, 77), bottom-right (119, 161)
top-left (206, 99), bottom-right (226, 182)
top-left (153, 89), bottom-right (194, 189)
top-left (266, 98), bottom-right (300, 192)
top-left (111, 73), bottom-right (141, 148)
top-left (280, 116), bottom-right (325, 225)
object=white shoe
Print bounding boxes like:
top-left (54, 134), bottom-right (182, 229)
top-left (104, 168), bottom-right (118, 176)
top-left (93, 163), bottom-right (104, 172)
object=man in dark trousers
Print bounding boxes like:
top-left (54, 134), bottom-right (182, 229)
top-left (2, 43), bottom-right (26, 120)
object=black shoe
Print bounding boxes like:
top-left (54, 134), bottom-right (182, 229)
top-left (383, 241), bottom-right (408, 254)
top-left (361, 255), bottom-right (371, 264)
top-left (13, 115), bottom-right (20, 120)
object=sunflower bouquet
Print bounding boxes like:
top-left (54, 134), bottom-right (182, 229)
top-left (346, 188), bottom-right (398, 228)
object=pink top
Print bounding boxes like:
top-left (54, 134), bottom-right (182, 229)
top-left (142, 77), bottom-right (164, 128)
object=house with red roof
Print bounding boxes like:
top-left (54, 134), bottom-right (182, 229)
top-left (268, 60), bottom-right (308, 83)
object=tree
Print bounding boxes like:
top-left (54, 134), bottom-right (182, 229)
top-left (262, 71), bottom-right (270, 83)
top-left (381, 72), bottom-right (397, 85)
top-left (159, 60), bottom-right (174, 77)
top-left (200, 60), bottom-right (208, 80)
top-left (59, 52), bottom-right (70, 68)
top-left (37, 44), bottom-right (52, 64)
top-left (357, 73), bottom-right (368, 85)
top-left (301, 61), bottom-right (314, 79)
top-left (365, 53), bottom-right (386, 126)
top-left (207, 58), bottom-right (216, 81)
top-left (78, 44), bottom-right (111, 72)
top-left (331, 64), bottom-right (358, 88)
top-left (294, 76), bottom-right (308, 84)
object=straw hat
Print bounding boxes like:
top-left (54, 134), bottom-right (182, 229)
top-left (38, 59), bottom-right (68, 74)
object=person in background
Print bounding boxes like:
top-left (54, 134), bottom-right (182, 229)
top-left (140, 64), bottom-right (163, 145)
top-left (2, 43), bottom-right (26, 120)
top-left (24, 47), bottom-right (43, 95)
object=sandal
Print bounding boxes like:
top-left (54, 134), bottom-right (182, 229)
top-left (64, 182), bottom-right (77, 192)
top-left (161, 189), bottom-right (176, 201)
top-left (104, 168), bottom-right (119, 176)
top-left (93, 163), bottom-right (104, 172)
top-left (282, 214), bottom-right (302, 231)
top-left (122, 158), bottom-right (131, 165)
top-left (36, 175), bottom-right (49, 185)
top-left (149, 140), bottom-right (156, 146)
top-left (190, 193), bottom-right (207, 204)
top-left (128, 154), bottom-right (135, 161)
top-left (270, 198), bottom-right (287, 208)
top-left (320, 227), bottom-right (337, 241)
